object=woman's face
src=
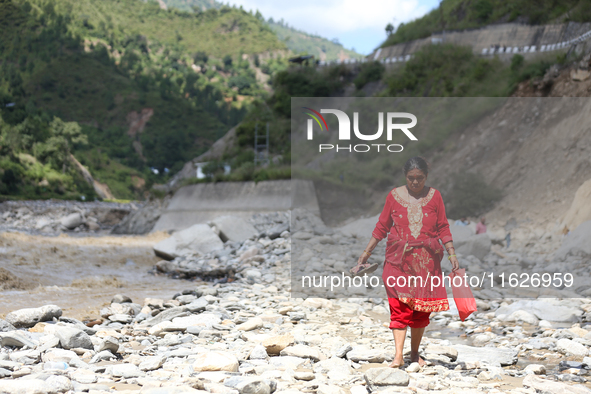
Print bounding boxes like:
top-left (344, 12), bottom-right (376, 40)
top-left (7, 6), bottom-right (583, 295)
top-left (406, 168), bottom-right (427, 194)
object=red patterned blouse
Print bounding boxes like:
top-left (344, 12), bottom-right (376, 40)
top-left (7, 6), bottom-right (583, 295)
top-left (372, 187), bottom-right (453, 312)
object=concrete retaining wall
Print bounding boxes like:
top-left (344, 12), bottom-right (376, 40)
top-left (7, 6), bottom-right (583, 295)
top-left (152, 179), bottom-right (319, 232)
top-left (319, 22), bottom-right (591, 68)
top-left (375, 22), bottom-right (591, 63)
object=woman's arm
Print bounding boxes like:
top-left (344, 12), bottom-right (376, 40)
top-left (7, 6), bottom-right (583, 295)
top-left (357, 193), bottom-right (393, 265)
top-left (443, 241), bottom-right (459, 271)
top-left (358, 237), bottom-right (380, 265)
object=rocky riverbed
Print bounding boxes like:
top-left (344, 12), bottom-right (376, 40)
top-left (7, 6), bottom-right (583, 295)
top-left (0, 200), bottom-right (140, 234)
top-left (1, 205), bottom-right (591, 393)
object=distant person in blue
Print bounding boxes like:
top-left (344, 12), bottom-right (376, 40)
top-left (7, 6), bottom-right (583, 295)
top-left (505, 232), bottom-right (511, 249)
top-left (454, 217), bottom-right (470, 226)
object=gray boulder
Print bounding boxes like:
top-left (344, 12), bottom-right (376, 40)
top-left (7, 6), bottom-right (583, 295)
top-left (455, 345), bottom-right (518, 366)
top-left (153, 224), bottom-right (224, 260)
top-left (96, 336), bottom-right (119, 354)
top-left (111, 294), bottom-right (132, 304)
top-left (364, 367), bottom-right (409, 388)
top-left (455, 233), bottom-right (491, 261)
top-left (91, 350), bottom-right (116, 364)
top-left (0, 331), bottom-right (38, 348)
top-left (523, 375), bottom-right (591, 394)
top-left (449, 223), bottom-right (475, 243)
top-left (60, 212), bottom-right (85, 229)
top-left (108, 363), bottom-right (143, 378)
top-left (111, 199), bottom-right (165, 235)
top-left (5, 305), bottom-right (62, 328)
top-left (211, 216), bottom-right (258, 242)
top-left (265, 222), bottom-right (290, 239)
top-left (0, 379), bottom-right (70, 394)
top-left (337, 215), bottom-right (379, 239)
top-left (139, 355), bottom-right (166, 371)
top-left (555, 221), bottom-right (591, 260)
top-left (0, 319), bottom-right (16, 332)
top-left (346, 347), bottom-right (392, 363)
top-left (224, 376), bottom-right (272, 394)
top-left (495, 299), bottom-right (583, 322)
top-left (55, 326), bottom-right (93, 350)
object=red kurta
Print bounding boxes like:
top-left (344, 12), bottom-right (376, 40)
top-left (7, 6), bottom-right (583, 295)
top-left (372, 187), bottom-right (452, 313)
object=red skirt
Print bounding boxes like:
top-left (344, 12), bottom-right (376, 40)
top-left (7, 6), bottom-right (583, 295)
top-left (382, 238), bottom-right (449, 313)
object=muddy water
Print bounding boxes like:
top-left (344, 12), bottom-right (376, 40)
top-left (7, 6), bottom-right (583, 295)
top-left (0, 231), bottom-right (201, 321)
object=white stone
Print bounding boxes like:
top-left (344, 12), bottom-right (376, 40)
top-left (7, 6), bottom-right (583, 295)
top-left (268, 356), bottom-right (306, 369)
top-left (556, 338), bottom-right (589, 356)
top-left (5, 305), bottom-right (62, 328)
top-left (236, 317), bottom-right (264, 331)
top-left (108, 363), bottom-right (143, 378)
top-left (193, 351), bottom-right (239, 372)
top-left (60, 212), bottom-right (85, 229)
top-left (139, 355), bottom-right (166, 371)
top-left (455, 345), bottom-right (518, 366)
top-left (364, 367), bottom-right (410, 387)
top-left (154, 224), bottom-right (224, 259)
top-left (280, 345), bottom-right (323, 361)
top-left (525, 364), bottom-right (546, 375)
top-left (172, 313), bottom-right (221, 330)
top-left (346, 347), bottom-right (392, 363)
top-left (523, 374), bottom-right (591, 394)
top-left (249, 345), bottom-right (269, 360)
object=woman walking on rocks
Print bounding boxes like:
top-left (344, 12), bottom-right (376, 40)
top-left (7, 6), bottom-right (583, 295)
top-left (351, 156), bottom-right (459, 368)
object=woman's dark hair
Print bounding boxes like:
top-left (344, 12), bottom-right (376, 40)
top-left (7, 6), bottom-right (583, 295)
top-left (403, 156), bottom-right (429, 176)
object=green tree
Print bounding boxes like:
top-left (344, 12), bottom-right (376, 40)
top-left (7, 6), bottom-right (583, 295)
top-left (385, 23), bottom-right (394, 36)
top-left (33, 117), bottom-right (87, 169)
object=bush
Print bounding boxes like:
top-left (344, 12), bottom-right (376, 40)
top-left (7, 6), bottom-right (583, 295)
top-left (353, 61), bottom-right (385, 90)
top-left (445, 171), bottom-right (502, 219)
top-left (228, 75), bottom-right (255, 93)
top-left (384, 43), bottom-right (508, 97)
top-left (507, 55), bottom-right (551, 92)
top-left (193, 51), bottom-right (208, 64)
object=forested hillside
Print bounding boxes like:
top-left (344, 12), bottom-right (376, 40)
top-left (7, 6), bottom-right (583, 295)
top-left (267, 20), bottom-right (361, 62)
top-left (0, 0), bottom-right (289, 200)
top-left (158, 0), bottom-right (362, 61)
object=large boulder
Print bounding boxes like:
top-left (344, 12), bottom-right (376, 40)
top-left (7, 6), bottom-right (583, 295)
top-left (555, 221), bottom-right (591, 260)
top-left (153, 224), bottom-right (224, 260)
top-left (523, 375), bottom-right (591, 394)
top-left (495, 299), bottom-right (583, 323)
top-left (5, 305), bottom-right (62, 328)
top-left (455, 345), bottom-right (518, 366)
top-left (364, 367), bottom-right (409, 388)
top-left (111, 199), bottom-right (166, 235)
top-left (60, 212), bottom-right (85, 229)
top-left (455, 233), bottom-right (491, 261)
top-left (55, 326), bottom-right (93, 350)
top-left (211, 215), bottom-right (257, 242)
top-left (0, 319), bottom-right (16, 332)
top-left (449, 223), bottom-right (475, 243)
top-left (337, 215), bottom-right (380, 239)
top-left (192, 351), bottom-right (239, 372)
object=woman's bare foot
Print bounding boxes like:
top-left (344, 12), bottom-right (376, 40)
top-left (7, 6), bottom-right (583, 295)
top-left (389, 355), bottom-right (404, 368)
top-left (409, 351), bottom-right (426, 367)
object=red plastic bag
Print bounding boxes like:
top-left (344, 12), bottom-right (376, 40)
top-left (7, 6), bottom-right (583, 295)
top-left (449, 269), bottom-right (477, 321)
